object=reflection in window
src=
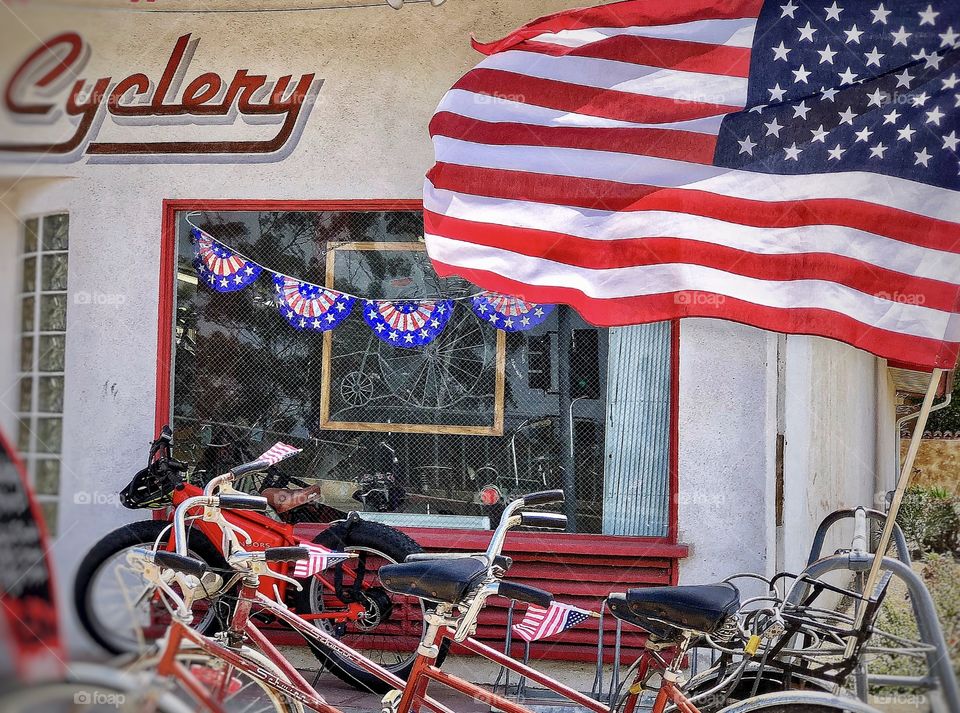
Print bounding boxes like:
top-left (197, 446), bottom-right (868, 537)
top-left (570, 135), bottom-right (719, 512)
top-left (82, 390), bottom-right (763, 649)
top-left (171, 211), bottom-right (617, 532)
top-left (16, 214), bottom-right (68, 535)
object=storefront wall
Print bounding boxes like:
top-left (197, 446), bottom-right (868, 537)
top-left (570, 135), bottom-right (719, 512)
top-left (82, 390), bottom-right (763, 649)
top-left (0, 0), bottom-right (887, 654)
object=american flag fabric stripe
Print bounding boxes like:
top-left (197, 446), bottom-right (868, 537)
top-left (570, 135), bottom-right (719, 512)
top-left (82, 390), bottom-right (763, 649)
top-left (256, 443), bottom-right (302, 466)
top-left (513, 602), bottom-right (593, 643)
top-left (424, 0), bottom-right (960, 371)
top-left (292, 541), bottom-right (355, 578)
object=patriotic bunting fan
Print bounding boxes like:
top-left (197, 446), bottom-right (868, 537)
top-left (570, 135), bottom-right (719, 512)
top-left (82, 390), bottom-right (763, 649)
top-left (273, 275), bottom-right (356, 332)
top-left (192, 228), bottom-right (262, 293)
top-left (362, 299), bottom-right (454, 348)
top-left (470, 293), bottom-right (554, 332)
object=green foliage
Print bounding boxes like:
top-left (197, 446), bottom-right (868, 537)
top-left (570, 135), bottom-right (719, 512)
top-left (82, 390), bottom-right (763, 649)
top-left (896, 486), bottom-right (960, 555)
top-left (871, 553), bottom-right (960, 683)
top-left (925, 376), bottom-right (960, 433)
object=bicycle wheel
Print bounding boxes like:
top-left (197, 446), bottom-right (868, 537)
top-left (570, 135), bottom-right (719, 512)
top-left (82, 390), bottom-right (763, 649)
top-left (124, 643), bottom-right (304, 713)
top-left (296, 520), bottom-right (447, 693)
top-left (0, 664), bottom-right (193, 713)
top-left (74, 520), bottom-right (229, 654)
top-left (716, 691), bottom-right (882, 712)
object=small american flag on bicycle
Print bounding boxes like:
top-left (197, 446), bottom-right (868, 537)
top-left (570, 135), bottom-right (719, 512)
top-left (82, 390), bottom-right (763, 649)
top-left (256, 442), bottom-right (302, 466)
top-left (513, 602), bottom-right (593, 643)
top-left (293, 542), bottom-right (356, 578)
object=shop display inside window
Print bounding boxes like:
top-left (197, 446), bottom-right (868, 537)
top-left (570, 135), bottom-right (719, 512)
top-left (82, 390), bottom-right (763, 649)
top-left (171, 209), bottom-right (614, 532)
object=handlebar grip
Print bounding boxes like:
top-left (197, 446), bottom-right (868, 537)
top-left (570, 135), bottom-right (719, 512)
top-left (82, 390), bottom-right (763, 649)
top-left (264, 547), bottom-right (311, 563)
top-left (522, 490), bottom-right (565, 507)
top-left (154, 551), bottom-right (207, 578)
top-left (231, 459), bottom-right (271, 477)
top-left (218, 495), bottom-right (269, 511)
top-left (498, 580), bottom-right (554, 608)
top-left (519, 512), bottom-right (568, 530)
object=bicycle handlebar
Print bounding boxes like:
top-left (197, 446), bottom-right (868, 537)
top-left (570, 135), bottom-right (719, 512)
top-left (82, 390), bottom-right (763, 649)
top-left (497, 580), bottom-right (554, 608)
top-left (154, 551), bottom-right (208, 578)
top-left (519, 512), bottom-right (568, 530)
top-left (231, 458), bottom-right (272, 477)
top-left (218, 495), bottom-right (269, 512)
top-left (264, 547), bottom-right (311, 563)
top-left (522, 490), bottom-right (565, 507)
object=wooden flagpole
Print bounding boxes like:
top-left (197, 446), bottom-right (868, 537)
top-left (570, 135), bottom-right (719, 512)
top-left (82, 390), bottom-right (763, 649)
top-left (844, 367), bottom-right (945, 659)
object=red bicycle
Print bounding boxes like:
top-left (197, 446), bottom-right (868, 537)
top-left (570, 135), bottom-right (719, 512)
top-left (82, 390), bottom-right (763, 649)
top-left (120, 456), bottom-right (863, 713)
top-left (74, 427), bottom-right (431, 691)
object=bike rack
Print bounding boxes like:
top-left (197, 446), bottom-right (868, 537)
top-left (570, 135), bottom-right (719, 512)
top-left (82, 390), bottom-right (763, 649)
top-left (799, 505), bottom-right (959, 713)
top-left (487, 506), bottom-right (956, 713)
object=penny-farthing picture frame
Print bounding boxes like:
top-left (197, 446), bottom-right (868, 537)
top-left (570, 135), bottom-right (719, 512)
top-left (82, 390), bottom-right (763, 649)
top-left (319, 242), bottom-right (505, 435)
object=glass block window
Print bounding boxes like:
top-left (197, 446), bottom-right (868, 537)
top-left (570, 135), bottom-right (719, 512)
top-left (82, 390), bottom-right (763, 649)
top-left (17, 214), bottom-right (68, 535)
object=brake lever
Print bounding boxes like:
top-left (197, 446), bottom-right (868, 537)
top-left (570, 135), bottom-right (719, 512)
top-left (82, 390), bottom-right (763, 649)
top-left (227, 552), bottom-right (304, 592)
top-left (126, 550), bottom-right (194, 621)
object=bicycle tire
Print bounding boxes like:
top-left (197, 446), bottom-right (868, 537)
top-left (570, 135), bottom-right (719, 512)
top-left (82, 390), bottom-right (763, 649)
top-left (295, 519), bottom-right (449, 693)
top-left (0, 663), bottom-right (194, 713)
top-left (124, 643), bottom-right (304, 713)
top-left (74, 520), bottom-right (229, 654)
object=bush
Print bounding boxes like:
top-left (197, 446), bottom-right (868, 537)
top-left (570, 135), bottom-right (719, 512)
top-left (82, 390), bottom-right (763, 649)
top-left (870, 553), bottom-right (960, 684)
top-left (896, 486), bottom-right (960, 556)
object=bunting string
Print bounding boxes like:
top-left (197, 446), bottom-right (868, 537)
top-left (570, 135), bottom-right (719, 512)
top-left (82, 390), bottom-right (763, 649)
top-left (186, 220), bottom-right (554, 345)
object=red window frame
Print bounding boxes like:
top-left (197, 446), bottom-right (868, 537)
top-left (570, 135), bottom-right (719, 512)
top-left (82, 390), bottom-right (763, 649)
top-left (155, 199), bottom-right (685, 552)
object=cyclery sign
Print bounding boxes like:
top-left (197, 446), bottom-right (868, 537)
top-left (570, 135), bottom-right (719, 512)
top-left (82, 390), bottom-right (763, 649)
top-left (0, 32), bottom-right (322, 161)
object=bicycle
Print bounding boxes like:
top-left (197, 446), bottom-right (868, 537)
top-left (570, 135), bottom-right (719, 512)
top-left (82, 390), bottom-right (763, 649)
top-left (122, 454), bottom-right (879, 713)
top-left (74, 427), bottom-right (430, 692)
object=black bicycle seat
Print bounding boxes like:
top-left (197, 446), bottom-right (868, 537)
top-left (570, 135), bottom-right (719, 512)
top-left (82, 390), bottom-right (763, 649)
top-left (607, 583), bottom-right (740, 640)
top-left (379, 557), bottom-right (488, 605)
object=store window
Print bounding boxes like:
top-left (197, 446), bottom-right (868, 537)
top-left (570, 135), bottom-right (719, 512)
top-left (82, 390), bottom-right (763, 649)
top-left (167, 208), bottom-right (673, 536)
top-left (17, 213), bottom-right (69, 535)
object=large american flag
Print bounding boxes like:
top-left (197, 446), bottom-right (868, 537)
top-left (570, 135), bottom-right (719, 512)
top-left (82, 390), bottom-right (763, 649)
top-left (513, 602), bottom-right (593, 643)
top-left (424, 0), bottom-right (960, 370)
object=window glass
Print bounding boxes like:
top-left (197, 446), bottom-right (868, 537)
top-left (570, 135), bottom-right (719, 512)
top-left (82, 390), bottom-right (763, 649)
top-left (17, 214), bottom-right (68, 535)
top-left (41, 253), bottom-right (69, 291)
top-left (42, 214), bottom-right (69, 251)
top-left (171, 210), bottom-right (623, 533)
top-left (22, 257), bottom-right (36, 294)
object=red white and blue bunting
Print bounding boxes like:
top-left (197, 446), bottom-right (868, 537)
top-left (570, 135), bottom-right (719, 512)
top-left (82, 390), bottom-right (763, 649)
top-left (362, 299), bottom-right (454, 349)
top-left (193, 228), bottom-right (262, 292)
top-left (189, 229), bottom-right (554, 343)
top-left (274, 275), bottom-right (355, 332)
top-left (470, 294), bottom-right (554, 332)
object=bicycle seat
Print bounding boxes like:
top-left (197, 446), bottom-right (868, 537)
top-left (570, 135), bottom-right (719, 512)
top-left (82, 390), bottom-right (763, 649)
top-left (379, 556), bottom-right (488, 605)
top-left (606, 583), bottom-right (740, 640)
top-left (262, 485), bottom-right (322, 514)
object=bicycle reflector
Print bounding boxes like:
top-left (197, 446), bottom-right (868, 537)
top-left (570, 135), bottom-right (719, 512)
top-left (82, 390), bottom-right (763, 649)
top-left (479, 485), bottom-right (502, 506)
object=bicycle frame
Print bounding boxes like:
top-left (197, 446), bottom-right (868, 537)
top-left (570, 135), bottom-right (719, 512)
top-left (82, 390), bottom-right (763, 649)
top-left (165, 484), bottom-right (366, 624)
top-left (152, 574), bottom-right (702, 713)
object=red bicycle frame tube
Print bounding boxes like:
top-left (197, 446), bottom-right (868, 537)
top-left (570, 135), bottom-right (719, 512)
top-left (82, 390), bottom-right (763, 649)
top-left (151, 577), bottom-right (702, 713)
top-left (166, 485), bottom-right (362, 622)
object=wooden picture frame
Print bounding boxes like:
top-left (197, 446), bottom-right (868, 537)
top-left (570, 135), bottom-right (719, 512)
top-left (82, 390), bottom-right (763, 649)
top-left (319, 241), bottom-right (505, 436)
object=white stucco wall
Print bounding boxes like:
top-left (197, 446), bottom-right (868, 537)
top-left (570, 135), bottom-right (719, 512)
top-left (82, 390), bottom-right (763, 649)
top-left (676, 319), bottom-right (779, 590)
top-left (0, 1), bottom-right (890, 653)
top-left (779, 337), bottom-right (883, 571)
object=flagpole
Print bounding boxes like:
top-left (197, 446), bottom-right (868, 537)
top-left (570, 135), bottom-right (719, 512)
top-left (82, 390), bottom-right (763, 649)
top-left (843, 367), bottom-right (945, 660)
